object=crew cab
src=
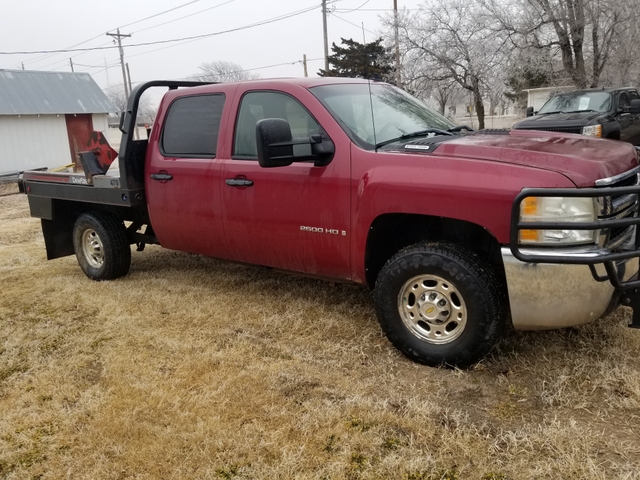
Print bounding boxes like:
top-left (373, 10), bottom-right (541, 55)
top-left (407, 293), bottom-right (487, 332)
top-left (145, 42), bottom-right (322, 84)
top-left (513, 87), bottom-right (640, 145)
top-left (20, 78), bottom-right (640, 367)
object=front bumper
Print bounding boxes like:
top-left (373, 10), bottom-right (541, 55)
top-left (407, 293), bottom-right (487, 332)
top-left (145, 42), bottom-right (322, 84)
top-left (502, 247), bottom-right (639, 330)
top-left (508, 167), bottom-right (640, 329)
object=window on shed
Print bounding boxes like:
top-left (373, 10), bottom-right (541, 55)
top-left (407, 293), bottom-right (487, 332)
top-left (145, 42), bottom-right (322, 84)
top-left (162, 94), bottom-right (225, 157)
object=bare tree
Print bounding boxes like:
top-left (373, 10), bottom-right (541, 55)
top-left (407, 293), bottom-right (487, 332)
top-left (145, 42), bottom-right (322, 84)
top-left (395, 0), bottom-right (508, 129)
top-left (431, 80), bottom-right (460, 116)
top-left (485, 77), bottom-right (507, 117)
top-left (596, 1), bottom-right (640, 86)
top-left (105, 86), bottom-right (157, 124)
top-left (482, 0), bottom-right (632, 88)
top-left (105, 86), bottom-right (129, 113)
top-left (190, 60), bottom-right (259, 83)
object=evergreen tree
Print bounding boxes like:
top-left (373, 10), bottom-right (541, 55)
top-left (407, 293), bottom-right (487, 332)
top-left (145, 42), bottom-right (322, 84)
top-left (504, 66), bottom-right (551, 112)
top-left (318, 38), bottom-right (394, 82)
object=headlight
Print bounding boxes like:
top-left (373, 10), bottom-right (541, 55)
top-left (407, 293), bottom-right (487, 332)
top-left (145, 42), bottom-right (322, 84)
top-left (519, 196), bottom-right (598, 245)
top-left (582, 125), bottom-right (602, 137)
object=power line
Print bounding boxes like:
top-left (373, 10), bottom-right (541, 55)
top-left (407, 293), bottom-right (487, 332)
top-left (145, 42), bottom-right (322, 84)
top-left (117, 0), bottom-right (204, 30)
top-left (8, 0), bottom-right (219, 68)
top-left (333, 7), bottom-right (420, 12)
top-left (186, 58), bottom-right (325, 80)
top-left (134, 0), bottom-right (235, 35)
top-left (103, 56), bottom-right (325, 89)
top-left (330, 12), bottom-right (378, 36)
top-left (32, 42), bottom-right (114, 71)
top-left (0, 5), bottom-right (320, 56)
top-left (74, 61), bottom-right (119, 69)
top-left (125, 4), bottom-right (320, 62)
top-left (333, 0), bottom-right (372, 13)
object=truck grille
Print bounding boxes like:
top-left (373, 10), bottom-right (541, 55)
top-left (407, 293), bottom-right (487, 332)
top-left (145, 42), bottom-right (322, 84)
top-left (596, 168), bottom-right (639, 249)
top-left (518, 126), bottom-right (583, 135)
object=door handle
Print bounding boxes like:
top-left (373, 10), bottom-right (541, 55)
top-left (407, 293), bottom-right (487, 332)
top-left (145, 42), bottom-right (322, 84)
top-left (225, 178), bottom-right (254, 187)
top-left (150, 172), bottom-right (173, 181)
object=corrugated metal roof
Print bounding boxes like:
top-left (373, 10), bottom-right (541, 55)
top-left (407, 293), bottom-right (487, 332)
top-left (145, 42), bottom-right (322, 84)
top-left (0, 69), bottom-right (115, 115)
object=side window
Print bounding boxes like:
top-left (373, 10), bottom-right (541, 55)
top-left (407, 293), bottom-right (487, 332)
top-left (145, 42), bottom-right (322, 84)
top-left (233, 91), bottom-right (321, 158)
top-left (619, 93), bottom-right (630, 109)
top-left (628, 90), bottom-right (639, 101)
top-left (162, 94), bottom-right (225, 157)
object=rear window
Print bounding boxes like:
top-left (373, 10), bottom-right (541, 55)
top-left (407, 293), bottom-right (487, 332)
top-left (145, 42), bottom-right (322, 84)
top-left (162, 94), bottom-right (225, 157)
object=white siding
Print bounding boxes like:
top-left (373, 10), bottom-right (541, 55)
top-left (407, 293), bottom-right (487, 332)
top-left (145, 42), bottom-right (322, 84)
top-left (92, 113), bottom-right (109, 132)
top-left (0, 115), bottom-right (71, 173)
top-left (530, 91), bottom-right (555, 111)
top-left (526, 86), bottom-right (574, 112)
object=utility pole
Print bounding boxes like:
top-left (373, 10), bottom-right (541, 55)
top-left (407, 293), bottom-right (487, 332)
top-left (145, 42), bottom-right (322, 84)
top-left (125, 63), bottom-right (133, 99)
top-left (303, 54), bottom-right (308, 77)
top-left (69, 58), bottom-right (74, 73)
top-left (104, 56), bottom-right (110, 85)
top-left (125, 63), bottom-right (139, 140)
top-left (106, 28), bottom-right (132, 101)
top-left (322, 0), bottom-right (329, 72)
top-left (393, 0), bottom-right (402, 88)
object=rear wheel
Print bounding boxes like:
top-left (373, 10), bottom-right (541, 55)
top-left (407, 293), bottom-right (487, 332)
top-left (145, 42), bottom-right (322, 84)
top-left (73, 212), bottom-right (131, 281)
top-left (374, 242), bottom-right (504, 367)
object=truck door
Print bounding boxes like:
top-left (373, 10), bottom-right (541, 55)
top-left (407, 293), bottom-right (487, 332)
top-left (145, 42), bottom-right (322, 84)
top-left (617, 92), bottom-right (634, 143)
top-left (627, 90), bottom-right (640, 145)
top-left (219, 89), bottom-right (351, 279)
top-left (146, 93), bottom-right (229, 258)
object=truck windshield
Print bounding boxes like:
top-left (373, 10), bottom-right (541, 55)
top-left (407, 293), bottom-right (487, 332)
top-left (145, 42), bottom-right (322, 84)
top-left (310, 83), bottom-right (456, 150)
top-left (538, 91), bottom-right (612, 114)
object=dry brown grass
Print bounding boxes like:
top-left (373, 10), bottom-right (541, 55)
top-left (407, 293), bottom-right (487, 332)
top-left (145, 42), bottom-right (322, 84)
top-left (1, 182), bottom-right (640, 479)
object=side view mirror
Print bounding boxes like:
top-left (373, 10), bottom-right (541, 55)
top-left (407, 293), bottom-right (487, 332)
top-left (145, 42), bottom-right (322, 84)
top-left (526, 106), bottom-right (534, 117)
top-left (630, 99), bottom-right (640, 115)
top-left (256, 118), bottom-right (335, 168)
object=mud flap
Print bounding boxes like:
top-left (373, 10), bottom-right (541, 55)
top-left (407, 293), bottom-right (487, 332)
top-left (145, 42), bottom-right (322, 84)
top-left (620, 289), bottom-right (640, 328)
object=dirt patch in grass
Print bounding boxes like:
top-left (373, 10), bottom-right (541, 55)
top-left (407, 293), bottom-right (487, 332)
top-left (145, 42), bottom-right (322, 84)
top-left (1, 193), bottom-right (639, 479)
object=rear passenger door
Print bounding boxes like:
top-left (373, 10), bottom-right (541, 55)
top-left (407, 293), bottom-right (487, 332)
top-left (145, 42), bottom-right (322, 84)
top-left (146, 93), bottom-right (230, 258)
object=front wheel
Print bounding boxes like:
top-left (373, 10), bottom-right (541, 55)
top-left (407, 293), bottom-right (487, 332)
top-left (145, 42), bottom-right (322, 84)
top-left (374, 242), bottom-right (504, 367)
top-left (73, 212), bottom-right (131, 281)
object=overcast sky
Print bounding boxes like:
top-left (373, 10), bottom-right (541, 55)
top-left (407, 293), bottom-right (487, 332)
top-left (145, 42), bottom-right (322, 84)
top-left (1, 0), bottom-right (422, 97)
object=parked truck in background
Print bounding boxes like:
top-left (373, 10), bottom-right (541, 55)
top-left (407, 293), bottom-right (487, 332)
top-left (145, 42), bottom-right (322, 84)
top-left (20, 78), bottom-right (640, 367)
top-left (513, 87), bottom-right (640, 145)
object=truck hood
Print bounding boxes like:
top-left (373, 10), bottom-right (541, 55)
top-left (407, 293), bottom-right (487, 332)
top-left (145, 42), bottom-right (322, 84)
top-left (431, 130), bottom-right (638, 186)
top-left (515, 111), bottom-right (604, 127)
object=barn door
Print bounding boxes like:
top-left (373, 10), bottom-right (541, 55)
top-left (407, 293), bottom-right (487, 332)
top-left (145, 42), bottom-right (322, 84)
top-left (65, 114), bottom-right (94, 169)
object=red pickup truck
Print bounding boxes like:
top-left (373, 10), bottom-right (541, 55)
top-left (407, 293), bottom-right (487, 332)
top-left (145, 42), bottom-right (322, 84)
top-left (21, 78), bottom-right (640, 367)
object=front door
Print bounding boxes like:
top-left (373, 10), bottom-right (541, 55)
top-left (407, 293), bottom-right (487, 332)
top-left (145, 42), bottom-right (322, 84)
top-left (146, 93), bottom-right (229, 258)
top-left (220, 89), bottom-right (352, 279)
top-left (627, 90), bottom-right (640, 146)
top-left (617, 92), bottom-right (635, 144)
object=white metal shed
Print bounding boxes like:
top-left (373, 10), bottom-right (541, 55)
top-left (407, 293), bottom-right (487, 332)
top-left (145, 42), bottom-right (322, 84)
top-left (0, 69), bottom-right (115, 174)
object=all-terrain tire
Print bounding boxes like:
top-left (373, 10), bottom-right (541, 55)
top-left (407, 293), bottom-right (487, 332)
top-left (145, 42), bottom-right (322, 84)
top-left (73, 211), bottom-right (131, 281)
top-left (374, 242), bottom-right (504, 368)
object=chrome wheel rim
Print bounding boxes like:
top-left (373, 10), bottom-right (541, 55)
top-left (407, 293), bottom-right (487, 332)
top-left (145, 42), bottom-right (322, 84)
top-left (397, 274), bottom-right (467, 344)
top-left (82, 229), bottom-right (104, 268)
